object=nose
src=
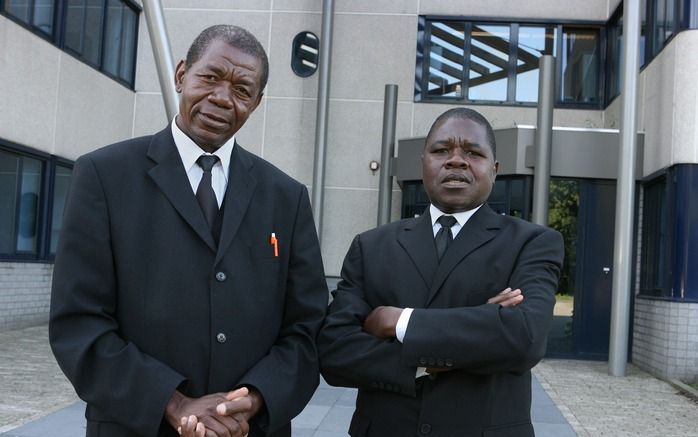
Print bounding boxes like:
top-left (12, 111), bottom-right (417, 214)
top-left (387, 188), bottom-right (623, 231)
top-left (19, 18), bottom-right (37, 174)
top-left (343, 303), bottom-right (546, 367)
top-left (208, 83), bottom-right (234, 109)
top-left (445, 150), bottom-right (468, 168)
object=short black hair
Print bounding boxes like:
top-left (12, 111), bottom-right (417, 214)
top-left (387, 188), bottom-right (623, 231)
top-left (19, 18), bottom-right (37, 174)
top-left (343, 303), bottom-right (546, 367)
top-left (425, 107), bottom-right (497, 158)
top-left (186, 24), bottom-right (269, 92)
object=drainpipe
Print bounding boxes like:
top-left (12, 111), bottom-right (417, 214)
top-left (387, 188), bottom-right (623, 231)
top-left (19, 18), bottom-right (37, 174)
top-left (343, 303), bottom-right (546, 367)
top-left (142, 0), bottom-right (178, 120)
top-left (377, 84), bottom-right (398, 226)
top-left (531, 55), bottom-right (555, 226)
top-left (311, 0), bottom-right (335, 242)
top-left (609, 0), bottom-right (641, 377)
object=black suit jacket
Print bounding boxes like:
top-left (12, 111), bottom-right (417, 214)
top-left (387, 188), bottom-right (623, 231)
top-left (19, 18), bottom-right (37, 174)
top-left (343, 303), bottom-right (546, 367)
top-left (49, 126), bottom-right (328, 437)
top-left (318, 205), bottom-right (563, 437)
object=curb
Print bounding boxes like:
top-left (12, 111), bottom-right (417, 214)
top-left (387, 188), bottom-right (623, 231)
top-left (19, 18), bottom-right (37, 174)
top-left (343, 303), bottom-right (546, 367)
top-left (667, 379), bottom-right (698, 402)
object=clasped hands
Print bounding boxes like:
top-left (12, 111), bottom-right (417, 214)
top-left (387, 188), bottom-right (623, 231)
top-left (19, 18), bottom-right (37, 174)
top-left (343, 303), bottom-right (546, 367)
top-left (167, 386), bottom-right (262, 437)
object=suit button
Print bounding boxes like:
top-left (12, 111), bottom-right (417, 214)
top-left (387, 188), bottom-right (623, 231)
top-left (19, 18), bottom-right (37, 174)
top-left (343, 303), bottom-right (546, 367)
top-left (436, 359), bottom-right (444, 367)
top-left (216, 333), bottom-right (227, 343)
top-left (445, 359), bottom-right (454, 367)
top-left (420, 423), bottom-right (432, 434)
top-left (427, 358), bottom-right (436, 366)
top-left (215, 272), bottom-right (227, 282)
top-left (419, 357), bottom-right (427, 365)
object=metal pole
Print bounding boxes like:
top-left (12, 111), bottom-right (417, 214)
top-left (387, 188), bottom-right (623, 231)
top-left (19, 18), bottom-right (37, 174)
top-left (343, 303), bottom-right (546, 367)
top-left (142, 0), bottom-right (179, 120)
top-left (377, 84), bottom-right (398, 226)
top-left (311, 0), bottom-right (335, 242)
top-left (609, 0), bottom-right (641, 377)
top-left (531, 55), bottom-right (555, 226)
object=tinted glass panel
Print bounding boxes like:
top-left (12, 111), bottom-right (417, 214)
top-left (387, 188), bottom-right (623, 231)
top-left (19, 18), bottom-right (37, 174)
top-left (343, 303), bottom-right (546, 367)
top-left (4, 0), bottom-right (30, 22)
top-left (103, 0), bottom-right (123, 77)
top-left (640, 176), bottom-right (669, 296)
top-left (468, 24), bottom-right (509, 101)
top-left (50, 165), bottom-right (72, 254)
top-left (515, 25), bottom-right (557, 102)
top-left (427, 21), bottom-right (465, 98)
top-left (0, 151), bottom-right (20, 254)
top-left (83, 0), bottom-right (104, 65)
top-left (65, 0), bottom-right (86, 54)
top-left (16, 157), bottom-right (42, 254)
top-left (119, 5), bottom-right (137, 82)
top-left (32, 0), bottom-right (54, 35)
top-left (561, 27), bottom-right (599, 104)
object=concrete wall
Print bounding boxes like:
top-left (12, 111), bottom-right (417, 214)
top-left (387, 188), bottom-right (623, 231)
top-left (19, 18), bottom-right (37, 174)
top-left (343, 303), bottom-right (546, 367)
top-left (0, 17), bottom-right (136, 160)
top-left (605, 30), bottom-right (698, 176)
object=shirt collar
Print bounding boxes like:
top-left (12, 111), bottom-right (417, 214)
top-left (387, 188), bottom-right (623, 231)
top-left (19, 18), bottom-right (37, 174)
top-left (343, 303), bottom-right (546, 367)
top-left (171, 116), bottom-right (234, 180)
top-left (429, 203), bottom-right (483, 228)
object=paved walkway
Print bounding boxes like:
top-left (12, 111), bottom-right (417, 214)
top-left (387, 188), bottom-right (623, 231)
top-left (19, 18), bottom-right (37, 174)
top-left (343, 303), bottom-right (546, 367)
top-left (1, 325), bottom-right (697, 436)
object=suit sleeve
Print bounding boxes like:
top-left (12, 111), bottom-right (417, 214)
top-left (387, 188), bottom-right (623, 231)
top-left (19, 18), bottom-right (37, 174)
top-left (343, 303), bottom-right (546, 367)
top-left (317, 235), bottom-right (419, 397)
top-left (401, 228), bottom-right (564, 375)
top-left (49, 156), bottom-right (186, 436)
top-left (236, 186), bottom-right (329, 434)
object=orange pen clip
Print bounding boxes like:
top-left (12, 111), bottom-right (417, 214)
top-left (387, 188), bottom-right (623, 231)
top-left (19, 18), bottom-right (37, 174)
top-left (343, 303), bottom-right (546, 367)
top-left (270, 233), bottom-right (279, 257)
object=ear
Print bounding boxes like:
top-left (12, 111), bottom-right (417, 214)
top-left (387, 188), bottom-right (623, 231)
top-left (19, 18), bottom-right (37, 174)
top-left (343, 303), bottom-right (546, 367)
top-left (174, 59), bottom-right (186, 92)
top-left (492, 161), bottom-right (499, 182)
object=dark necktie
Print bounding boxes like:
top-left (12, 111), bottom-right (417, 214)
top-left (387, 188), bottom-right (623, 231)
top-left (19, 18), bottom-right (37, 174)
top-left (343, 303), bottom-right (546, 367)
top-left (195, 155), bottom-right (220, 229)
top-left (435, 215), bottom-right (457, 262)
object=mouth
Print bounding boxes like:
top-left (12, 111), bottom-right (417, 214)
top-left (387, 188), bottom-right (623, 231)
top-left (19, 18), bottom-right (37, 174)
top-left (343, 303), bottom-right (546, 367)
top-left (198, 111), bottom-right (231, 129)
top-left (441, 173), bottom-right (471, 187)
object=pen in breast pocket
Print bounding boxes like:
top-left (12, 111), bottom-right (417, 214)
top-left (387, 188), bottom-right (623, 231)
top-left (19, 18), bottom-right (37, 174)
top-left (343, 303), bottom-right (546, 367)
top-left (270, 233), bottom-right (279, 257)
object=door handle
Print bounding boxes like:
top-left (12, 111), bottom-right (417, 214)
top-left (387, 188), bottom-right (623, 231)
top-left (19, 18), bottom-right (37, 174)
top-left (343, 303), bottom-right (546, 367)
top-left (603, 267), bottom-right (611, 274)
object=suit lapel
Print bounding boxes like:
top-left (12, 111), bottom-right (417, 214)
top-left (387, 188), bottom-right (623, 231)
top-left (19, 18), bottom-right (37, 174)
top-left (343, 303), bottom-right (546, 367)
top-left (425, 205), bottom-right (502, 306)
top-left (147, 127), bottom-right (217, 252)
top-left (397, 211), bottom-right (439, 292)
top-left (215, 144), bottom-right (257, 264)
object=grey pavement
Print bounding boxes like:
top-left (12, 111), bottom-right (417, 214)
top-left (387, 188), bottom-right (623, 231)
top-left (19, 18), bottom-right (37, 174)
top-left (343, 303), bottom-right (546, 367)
top-left (1, 325), bottom-right (697, 436)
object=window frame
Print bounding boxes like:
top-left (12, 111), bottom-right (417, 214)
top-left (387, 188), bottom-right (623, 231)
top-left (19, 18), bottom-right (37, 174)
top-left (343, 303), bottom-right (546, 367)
top-left (1, 0), bottom-right (140, 89)
top-left (417, 15), bottom-right (606, 109)
top-left (0, 140), bottom-right (73, 263)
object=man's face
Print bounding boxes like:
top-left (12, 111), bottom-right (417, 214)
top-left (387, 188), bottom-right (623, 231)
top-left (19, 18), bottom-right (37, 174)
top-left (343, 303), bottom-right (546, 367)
top-left (175, 39), bottom-right (264, 152)
top-left (422, 117), bottom-right (499, 213)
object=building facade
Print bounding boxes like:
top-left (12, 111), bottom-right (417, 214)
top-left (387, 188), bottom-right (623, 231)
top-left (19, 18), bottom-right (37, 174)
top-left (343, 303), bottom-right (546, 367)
top-left (1, 0), bottom-right (696, 380)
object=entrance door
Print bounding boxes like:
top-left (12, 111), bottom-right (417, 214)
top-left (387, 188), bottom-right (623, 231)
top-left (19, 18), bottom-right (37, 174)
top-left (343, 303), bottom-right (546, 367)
top-left (573, 180), bottom-right (616, 359)
top-left (546, 178), bottom-right (617, 359)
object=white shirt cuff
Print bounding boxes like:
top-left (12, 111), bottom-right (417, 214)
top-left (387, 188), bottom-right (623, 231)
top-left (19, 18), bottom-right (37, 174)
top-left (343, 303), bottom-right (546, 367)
top-left (395, 308), bottom-right (413, 343)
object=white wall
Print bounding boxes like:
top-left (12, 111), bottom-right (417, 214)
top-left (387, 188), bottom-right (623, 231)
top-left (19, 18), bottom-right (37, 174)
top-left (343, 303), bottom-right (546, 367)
top-left (0, 17), bottom-right (136, 160)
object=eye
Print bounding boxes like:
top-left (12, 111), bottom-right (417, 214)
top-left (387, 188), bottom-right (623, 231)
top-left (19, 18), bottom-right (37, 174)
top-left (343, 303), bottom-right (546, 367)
top-left (201, 74), bottom-right (217, 81)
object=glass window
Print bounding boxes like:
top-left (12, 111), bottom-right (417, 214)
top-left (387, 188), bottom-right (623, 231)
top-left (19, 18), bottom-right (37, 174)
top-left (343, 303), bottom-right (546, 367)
top-left (103, 0), bottom-right (138, 83)
top-left (32, 0), bottom-right (54, 34)
top-left (607, 15), bottom-right (623, 101)
top-left (16, 158), bottom-right (42, 254)
top-left (4, 1), bottom-right (139, 87)
top-left (560, 27), bottom-right (600, 104)
top-left (0, 150), bottom-right (43, 257)
top-left (0, 150), bottom-right (20, 255)
top-left (640, 175), bottom-right (670, 296)
top-left (468, 24), bottom-right (510, 102)
top-left (65, 0), bottom-right (105, 66)
top-left (3, 0), bottom-right (31, 22)
top-left (0, 144), bottom-right (74, 260)
top-left (427, 21), bottom-right (465, 98)
top-left (118, 5), bottom-right (137, 82)
top-left (515, 25), bottom-right (557, 102)
top-left (417, 18), bottom-right (601, 106)
top-left (50, 165), bottom-right (72, 254)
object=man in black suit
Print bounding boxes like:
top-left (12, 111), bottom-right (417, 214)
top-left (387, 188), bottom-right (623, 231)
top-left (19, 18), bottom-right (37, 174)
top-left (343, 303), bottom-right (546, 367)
top-left (318, 108), bottom-right (564, 437)
top-left (49, 25), bottom-right (328, 437)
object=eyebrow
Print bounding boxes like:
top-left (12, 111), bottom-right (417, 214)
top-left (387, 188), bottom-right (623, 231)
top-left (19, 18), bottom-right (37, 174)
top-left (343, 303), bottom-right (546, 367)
top-left (430, 139), bottom-right (483, 149)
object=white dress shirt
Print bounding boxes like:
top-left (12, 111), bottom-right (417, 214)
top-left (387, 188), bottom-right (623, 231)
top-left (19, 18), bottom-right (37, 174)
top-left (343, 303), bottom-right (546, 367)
top-left (395, 203), bottom-right (483, 377)
top-left (171, 117), bottom-right (234, 207)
